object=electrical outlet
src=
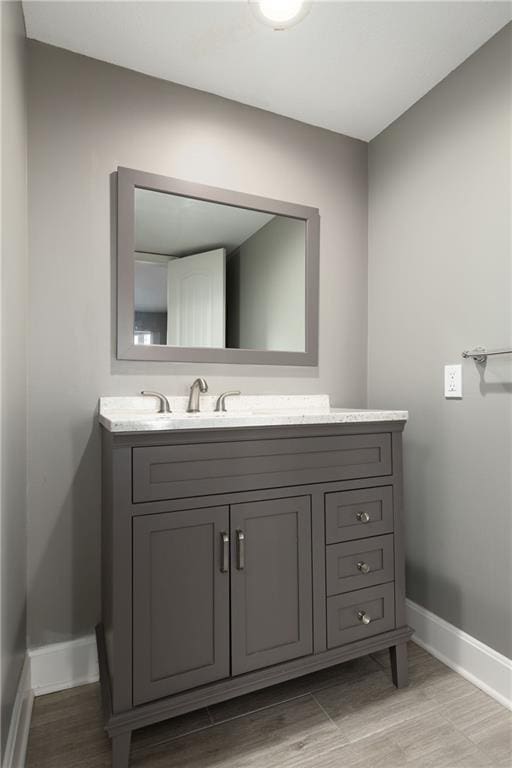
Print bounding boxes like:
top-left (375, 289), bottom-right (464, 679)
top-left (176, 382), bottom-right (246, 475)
top-left (444, 364), bottom-right (462, 398)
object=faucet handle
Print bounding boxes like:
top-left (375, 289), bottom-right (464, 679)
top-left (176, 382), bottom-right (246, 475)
top-left (215, 391), bottom-right (241, 412)
top-left (141, 391), bottom-right (172, 414)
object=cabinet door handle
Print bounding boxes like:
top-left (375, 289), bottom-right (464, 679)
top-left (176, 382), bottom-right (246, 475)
top-left (236, 529), bottom-right (245, 570)
top-left (220, 532), bottom-right (229, 573)
top-left (357, 561), bottom-right (371, 574)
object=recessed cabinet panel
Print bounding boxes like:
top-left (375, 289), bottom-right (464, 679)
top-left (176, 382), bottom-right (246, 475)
top-left (133, 507), bottom-right (230, 704)
top-left (230, 496), bottom-right (313, 675)
top-left (326, 534), bottom-right (394, 595)
top-left (132, 433), bottom-right (392, 502)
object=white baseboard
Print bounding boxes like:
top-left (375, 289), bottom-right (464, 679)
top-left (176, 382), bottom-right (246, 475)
top-left (29, 634), bottom-right (98, 697)
top-left (10, 603), bottom-right (510, 758)
top-left (3, 655), bottom-right (33, 768)
top-left (406, 598), bottom-right (512, 710)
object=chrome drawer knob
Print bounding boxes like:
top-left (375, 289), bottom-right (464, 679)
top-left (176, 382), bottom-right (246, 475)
top-left (357, 610), bottom-right (371, 625)
top-left (356, 511), bottom-right (370, 523)
top-left (357, 561), bottom-right (370, 574)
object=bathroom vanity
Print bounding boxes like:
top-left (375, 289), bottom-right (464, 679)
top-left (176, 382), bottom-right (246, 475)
top-left (98, 395), bottom-right (412, 767)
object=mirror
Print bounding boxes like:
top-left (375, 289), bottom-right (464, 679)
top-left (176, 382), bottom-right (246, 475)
top-left (117, 168), bottom-right (319, 365)
top-left (134, 189), bottom-right (306, 352)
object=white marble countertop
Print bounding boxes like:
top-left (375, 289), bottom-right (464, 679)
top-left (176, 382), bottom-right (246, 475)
top-left (99, 394), bottom-right (408, 433)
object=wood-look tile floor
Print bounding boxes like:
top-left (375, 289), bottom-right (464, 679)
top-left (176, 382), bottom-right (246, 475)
top-left (26, 643), bottom-right (511, 768)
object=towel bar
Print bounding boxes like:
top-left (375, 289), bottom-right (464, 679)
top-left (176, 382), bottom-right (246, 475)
top-left (462, 347), bottom-right (512, 364)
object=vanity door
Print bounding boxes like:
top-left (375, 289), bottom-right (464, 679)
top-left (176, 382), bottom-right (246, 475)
top-left (133, 506), bottom-right (230, 705)
top-left (230, 496), bottom-right (313, 675)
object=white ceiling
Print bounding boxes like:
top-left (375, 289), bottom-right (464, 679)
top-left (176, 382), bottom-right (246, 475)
top-left (135, 188), bottom-right (274, 256)
top-left (23, 1), bottom-right (512, 141)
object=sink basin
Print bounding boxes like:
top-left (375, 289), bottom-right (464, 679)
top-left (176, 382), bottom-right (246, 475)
top-left (186, 410), bottom-right (254, 417)
top-left (152, 410), bottom-right (254, 418)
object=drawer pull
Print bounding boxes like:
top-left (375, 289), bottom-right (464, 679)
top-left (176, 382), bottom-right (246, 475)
top-left (356, 511), bottom-right (370, 523)
top-left (357, 561), bottom-right (370, 574)
top-left (220, 532), bottom-right (229, 573)
top-left (236, 529), bottom-right (245, 570)
top-left (357, 610), bottom-right (371, 625)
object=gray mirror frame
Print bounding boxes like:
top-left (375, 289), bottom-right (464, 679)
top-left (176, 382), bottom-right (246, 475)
top-left (117, 167), bottom-right (320, 365)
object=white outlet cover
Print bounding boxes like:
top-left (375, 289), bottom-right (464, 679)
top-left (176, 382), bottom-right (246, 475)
top-left (444, 364), bottom-right (462, 398)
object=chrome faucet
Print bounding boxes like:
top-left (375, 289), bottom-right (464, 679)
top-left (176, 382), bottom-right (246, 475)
top-left (141, 390), bottom-right (172, 413)
top-left (187, 378), bottom-right (208, 413)
top-left (215, 390), bottom-right (241, 412)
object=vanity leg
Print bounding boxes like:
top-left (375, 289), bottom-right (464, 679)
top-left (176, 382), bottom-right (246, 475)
top-left (389, 642), bottom-right (408, 688)
top-left (112, 731), bottom-right (131, 768)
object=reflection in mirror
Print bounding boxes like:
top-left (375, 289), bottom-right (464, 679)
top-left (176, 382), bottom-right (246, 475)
top-left (133, 189), bottom-right (306, 352)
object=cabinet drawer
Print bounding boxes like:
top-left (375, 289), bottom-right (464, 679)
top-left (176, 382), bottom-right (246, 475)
top-left (325, 486), bottom-right (393, 543)
top-left (326, 534), bottom-right (394, 595)
top-left (132, 434), bottom-right (392, 503)
top-left (327, 583), bottom-right (395, 648)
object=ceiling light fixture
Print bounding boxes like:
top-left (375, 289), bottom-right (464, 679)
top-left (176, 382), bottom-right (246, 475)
top-left (251, 0), bottom-right (311, 31)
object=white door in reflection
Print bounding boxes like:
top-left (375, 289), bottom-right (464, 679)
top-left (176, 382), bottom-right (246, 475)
top-left (167, 248), bottom-right (226, 348)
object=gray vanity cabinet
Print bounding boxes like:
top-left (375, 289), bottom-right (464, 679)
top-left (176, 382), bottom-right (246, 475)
top-left (132, 506), bottom-right (230, 705)
top-left (230, 496), bottom-right (313, 675)
top-left (98, 421), bottom-right (412, 768)
top-left (132, 497), bottom-right (313, 703)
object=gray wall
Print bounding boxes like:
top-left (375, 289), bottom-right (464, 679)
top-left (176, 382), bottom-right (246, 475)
top-left (368, 25), bottom-right (511, 657)
top-left (27, 42), bottom-right (368, 646)
top-left (228, 216), bottom-right (305, 352)
top-left (1, 0), bottom-right (28, 755)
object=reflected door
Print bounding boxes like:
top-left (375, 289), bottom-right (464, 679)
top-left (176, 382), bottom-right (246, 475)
top-left (167, 248), bottom-right (226, 347)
